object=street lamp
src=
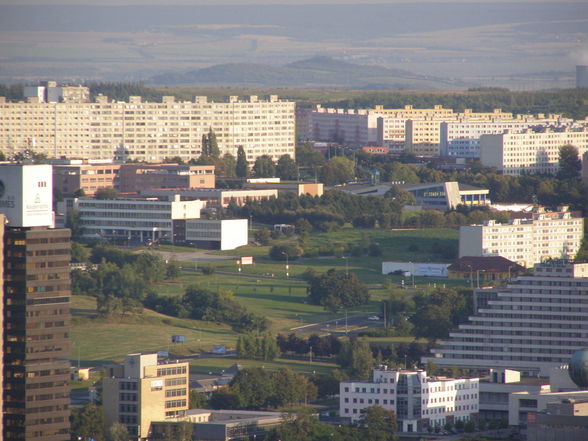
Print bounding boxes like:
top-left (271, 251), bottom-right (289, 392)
top-left (409, 261), bottom-right (415, 287)
top-left (281, 251), bottom-right (289, 278)
top-left (342, 255), bottom-right (349, 275)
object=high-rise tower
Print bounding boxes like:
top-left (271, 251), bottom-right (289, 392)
top-left (0, 164), bottom-right (71, 441)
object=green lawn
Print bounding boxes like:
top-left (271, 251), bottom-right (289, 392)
top-left (189, 356), bottom-right (337, 377)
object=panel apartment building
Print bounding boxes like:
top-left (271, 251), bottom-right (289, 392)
top-left (0, 164), bottom-right (71, 441)
top-left (0, 91), bottom-right (295, 163)
top-left (424, 262), bottom-right (588, 377)
top-left (102, 353), bottom-right (190, 440)
top-left (339, 367), bottom-right (479, 432)
top-left (479, 127), bottom-right (588, 175)
top-left (459, 207), bottom-right (583, 268)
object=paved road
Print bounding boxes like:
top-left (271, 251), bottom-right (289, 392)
top-left (292, 314), bottom-right (384, 335)
top-left (148, 249), bottom-right (236, 263)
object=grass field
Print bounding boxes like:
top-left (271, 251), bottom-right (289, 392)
top-left (188, 356), bottom-right (337, 377)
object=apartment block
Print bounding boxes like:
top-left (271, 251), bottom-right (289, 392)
top-left (102, 353), bottom-right (189, 440)
top-left (440, 117), bottom-right (568, 158)
top-left (0, 94), bottom-right (295, 163)
top-left (459, 207), bottom-right (583, 267)
top-left (479, 127), bottom-right (588, 175)
top-left (339, 367), bottom-right (479, 432)
top-left (425, 262), bottom-right (588, 377)
top-left (310, 107), bottom-right (380, 145)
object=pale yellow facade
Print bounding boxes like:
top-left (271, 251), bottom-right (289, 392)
top-left (0, 94), bottom-right (295, 163)
top-left (102, 353), bottom-right (189, 440)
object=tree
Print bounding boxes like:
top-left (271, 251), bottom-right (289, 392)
top-left (107, 423), bottom-right (129, 441)
top-left (558, 144), bottom-right (582, 179)
top-left (209, 389), bottom-right (243, 409)
top-left (218, 153), bottom-right (237, 178)
top-left (208, 128), bottom-right (220, 158)
top-left (236, 146), bottom-right (249, 178)
top-left (95, 187), bottom-right (119, 200)
top-left (189, 390), bottom-right (208, 409)
top-left (276, 154), bottom-right (298, 180)
top-left (71, 241), bottom-right (90, 263)
top-left (230, 367), bottom-right (272, 409)
top-left (308, 269), bottom-right (369, 312)
top-left (360, 406), bottom-right (398, 441)
top-left (320, 156), bottom-right (355, 185)
top-left (66, 209), bottom-right (83, 240)
top-left (253, 155), bottom-right (276, 178)
top-left (71, 403), bottom-right (105, 441)
top-left (411, 288), bottom-right (471, 340)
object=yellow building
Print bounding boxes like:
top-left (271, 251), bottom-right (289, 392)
top-left (0, 93), bottom-right (295, 163)
top-left (102, 353), bottom-right (189, 440)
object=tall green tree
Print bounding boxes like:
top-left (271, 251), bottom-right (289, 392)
top-left (208, 128), bottom-right (220, 158)
top-left (71, 403), bottom-right (105, 441)
top-left (253, 155), bottom-right (276, 178)
top-left (320, 156), bottom-right (355, 185)
top-left (236, 146), bottom-right (249, 178)
top-left (360, 406), bottom-right (399, 441)
top-left (108, 423), bottom-right (129, 441)
top-left (218, 153), bottom-right (237, 177)
top-left (307, 269), bottom-right (369, 312)
top-left (558, 144), bottom-right (582, 179)
top-left (276, 154), bottom-right (298, 180)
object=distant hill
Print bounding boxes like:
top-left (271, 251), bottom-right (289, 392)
top-left (149, 56), bottom-right (469, 90)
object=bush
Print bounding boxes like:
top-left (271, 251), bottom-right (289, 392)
top-left (269, 244), bottom-right (304, 261)
top-left (368, 242), bottom-right (382, 257)
top-left (201, 265), bottom-right (215, 275)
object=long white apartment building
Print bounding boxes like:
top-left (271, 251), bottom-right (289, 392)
top-left (340, 367), bottom-right (479, 432)
top-left (479, 127), bottom-right (588, 175)
top-left (424, 262), bottom-right (588, 377)
top-left (459, 207), bottom-right (583, 267)
top-left (0, 93), bottom-right (295, 163)
top-left (440, 115), bottom-right (570, 158)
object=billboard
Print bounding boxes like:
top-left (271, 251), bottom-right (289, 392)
top-left (211, 345), bottom-right (226, 354)
top-left (240, 256), bottom-right (254, 265)
top-left (0, 164), bottom-right (53, 227)
top-left (171, 335), bottom-right (186, 343)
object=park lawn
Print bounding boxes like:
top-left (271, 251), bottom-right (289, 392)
top-left (71, 296), bottom-right (239, 366)
top-left (189, 356), bottom-right (337, 377)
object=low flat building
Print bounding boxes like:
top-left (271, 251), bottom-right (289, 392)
top-left (52, 160), bottom-right (121, 197)
top-left (527, 399), bottom-right (588, 441)
top-left (185, 219), bottom-right (248, 251)
top-left (150, 409), bottom-right (283, 441)
top-left (447, 256), bottom-right (525, 284)
top-left (140, 188), bottom-right (278, 208)
top-left (243, 180), bottom-right (324, 197)
top-left (102, 353), bottom-right (190, 440)
top-left (340, 367), bottom-right (479, 432)
top-left (398, 181), bottom-right (490, 210)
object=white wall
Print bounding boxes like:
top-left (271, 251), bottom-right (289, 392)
top-left (220, 219), bottom-right (248, 250)
top-left (382, 262), bottom-right (449, 277)
top-left (458, 226), bottom-right (483, 258)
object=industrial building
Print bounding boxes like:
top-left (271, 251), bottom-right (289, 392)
top-left (339, 367), bottom-right (479, 432)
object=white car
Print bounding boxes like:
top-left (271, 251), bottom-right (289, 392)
top-left (368, 315), bottom-right (380, 321)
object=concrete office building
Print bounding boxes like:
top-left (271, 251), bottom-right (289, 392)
top-left (0, 93), bottom-right (295, 163)
top-left (118, 164), bottom-right (215, 193)
top-left (479, 127), bottom-right (588, 175)
top-left (458, 207), bottom-right (583, 267)
top-left (425, 261), bottom-right (588, 377)
top-left (527, 398), bottom-right (588, 441)
top-left (102, 353), bottom-right (190, 440)
top-left (73, 195), bottom-right (204, 244)
top-left (52, 161), bottom-right (121, 197)
top-left (339, 367), bottom-right (479, 432)
top-left (0, 164), bottom-right (71, 441)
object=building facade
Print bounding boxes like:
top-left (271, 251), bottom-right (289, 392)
top-left (458, 207), bottom-right (583, 267)
top-left (102, 353), bottom-right (190, 440)
top-left (479, 128), bottom-right (588, 175)
top-left (339, 368), bottom-right (479, 432)
top-left (399, 181), bottom-right (490, 210)
top-left (118, 164), bottom-right (215, 192)
top-left (53, 161), bottom-right (121, 197)
top-left (425, 262), bottom-right (588, 377)
top-left (0, 94), bottom-right (295, 163)
top-left (140, 188), bottom-right (278, 209)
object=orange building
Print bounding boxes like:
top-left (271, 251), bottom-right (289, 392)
top-left (53, 162), bottom-right (121, 196)
top-left (118, 164), bottom-right (215, 192)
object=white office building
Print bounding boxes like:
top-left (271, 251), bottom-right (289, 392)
top-left (459, 207), bottom-right (583, 268)
top-left (479, 127), bottom-right (588, 175)
top-left (425, 262), bottom-right (588, 377)
top-left (69, 195), bottom-right (247, 250)
top-left (340, 368), bottom-right (479, 432)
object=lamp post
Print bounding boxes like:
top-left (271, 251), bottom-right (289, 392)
top-left (409, 261), bottom-right (415, 287)
top-left (342, 255), bottom-right (349, 275)
top-left (281, 251), bottom-right (289, 278)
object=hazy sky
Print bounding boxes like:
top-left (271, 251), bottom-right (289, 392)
top-left (0, 0), bottom-right (584, 4)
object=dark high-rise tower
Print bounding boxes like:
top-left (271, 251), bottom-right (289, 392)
top-left (0, 164), bottom-right (71, 441)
